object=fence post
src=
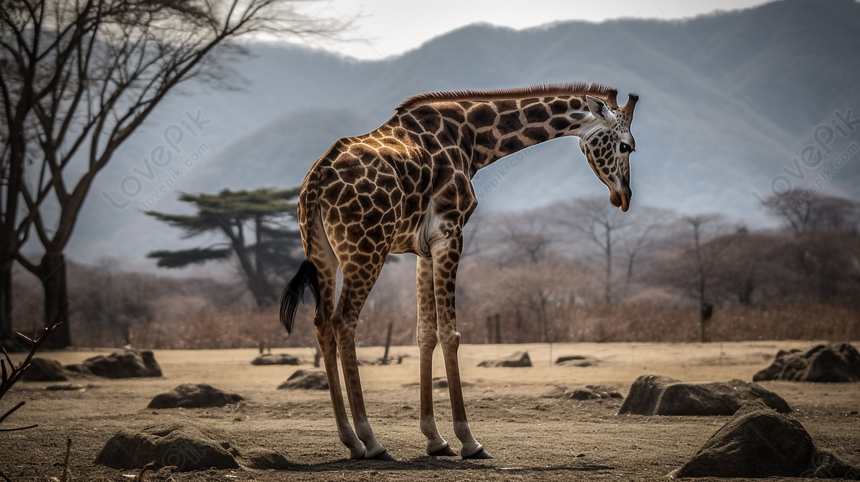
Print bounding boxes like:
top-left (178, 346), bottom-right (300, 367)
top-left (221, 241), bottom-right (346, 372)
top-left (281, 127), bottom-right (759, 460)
top-left (382, 321), bottom-right (393, 364)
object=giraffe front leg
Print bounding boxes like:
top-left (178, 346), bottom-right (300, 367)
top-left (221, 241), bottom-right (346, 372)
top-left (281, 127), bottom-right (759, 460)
top-left (431, 238), bottom-right (492, 460)
top-left (416, 256), bottom-right (456, 456)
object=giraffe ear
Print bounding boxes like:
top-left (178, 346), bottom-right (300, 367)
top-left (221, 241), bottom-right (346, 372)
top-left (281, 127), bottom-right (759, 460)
top-left (585, 95), bottom-right (616, 127)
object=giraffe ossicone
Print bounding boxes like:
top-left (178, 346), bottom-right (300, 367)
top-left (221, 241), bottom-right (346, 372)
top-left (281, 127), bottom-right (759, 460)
top-left (280, 83), bottom-right (639, 460)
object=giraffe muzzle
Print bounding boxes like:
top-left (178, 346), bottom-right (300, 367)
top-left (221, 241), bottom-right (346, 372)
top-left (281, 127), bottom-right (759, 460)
top-left (609, 184), bottom-right (631, 212)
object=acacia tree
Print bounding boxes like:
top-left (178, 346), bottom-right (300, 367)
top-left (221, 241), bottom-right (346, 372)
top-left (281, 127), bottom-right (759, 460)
top-left (0, 0), bottom-right (342, 348)
top-left (146, 188), bottom-right (302, 307)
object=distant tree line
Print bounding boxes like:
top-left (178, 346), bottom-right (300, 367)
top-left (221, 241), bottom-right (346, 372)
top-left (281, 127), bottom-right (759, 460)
top-left (8, 188), bottom-right (859, 348)
top-left (457, 189), bottom-right (859, 344)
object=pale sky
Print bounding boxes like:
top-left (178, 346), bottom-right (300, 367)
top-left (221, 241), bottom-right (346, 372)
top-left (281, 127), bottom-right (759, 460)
top-left (283, 0), bottom-right (776, 60)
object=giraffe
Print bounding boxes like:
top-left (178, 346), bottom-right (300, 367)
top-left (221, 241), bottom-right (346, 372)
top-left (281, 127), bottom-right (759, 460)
top-left (280, 83), bottom-right (638, 460)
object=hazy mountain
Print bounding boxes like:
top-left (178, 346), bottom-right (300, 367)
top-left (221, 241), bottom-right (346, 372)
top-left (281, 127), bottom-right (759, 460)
top-left (58, 0), bottom-right (860, 268)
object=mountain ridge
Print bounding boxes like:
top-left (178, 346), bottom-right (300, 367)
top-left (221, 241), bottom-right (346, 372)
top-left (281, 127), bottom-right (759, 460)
top-left (52, 0), bottom-right (860, 267)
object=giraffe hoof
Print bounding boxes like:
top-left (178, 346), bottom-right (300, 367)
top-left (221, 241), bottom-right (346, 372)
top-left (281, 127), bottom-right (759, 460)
top-left (367, 449), bottom-right (396, 461)
top-left (428, 446), bottom-right (458, 457)
top-left (462, 448), bottom-right (493, 460)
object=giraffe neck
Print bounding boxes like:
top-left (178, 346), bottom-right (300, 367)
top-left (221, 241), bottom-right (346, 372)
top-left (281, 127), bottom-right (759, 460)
top-left (462, 96), bottom-right (595, 171)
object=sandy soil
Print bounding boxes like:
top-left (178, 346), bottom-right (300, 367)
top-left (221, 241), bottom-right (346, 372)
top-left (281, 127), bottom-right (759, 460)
top-left (2, 341), bottom-right (859, 481)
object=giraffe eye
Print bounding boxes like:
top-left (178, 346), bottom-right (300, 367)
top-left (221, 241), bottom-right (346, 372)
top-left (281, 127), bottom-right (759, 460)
top-left (619, 142), bottom-right (633, 154)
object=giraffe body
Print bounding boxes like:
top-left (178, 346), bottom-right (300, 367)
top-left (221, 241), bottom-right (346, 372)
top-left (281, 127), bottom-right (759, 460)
top-left (281, 83), bottom-right (638, 460)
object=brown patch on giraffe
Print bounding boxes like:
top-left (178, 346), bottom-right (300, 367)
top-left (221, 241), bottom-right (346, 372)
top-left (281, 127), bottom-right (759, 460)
top-left (523, 103), bottom-right (550, 123)
top-left (466, 104), bottom-right (497, 128)
top-left (523, 127), bottom-right (550, 143)
top-left (498, 112), bottom-right (523, 134)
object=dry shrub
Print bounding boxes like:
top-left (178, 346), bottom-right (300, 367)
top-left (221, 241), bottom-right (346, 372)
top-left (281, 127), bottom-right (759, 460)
top-left (707, 302), bottom-right (860, 342)
top-left (142, 306), bottom-right (313, 349)
top-left (455, 301), bottom-right (859, 345)
top-left (11, 248), bottom-right (857, 350)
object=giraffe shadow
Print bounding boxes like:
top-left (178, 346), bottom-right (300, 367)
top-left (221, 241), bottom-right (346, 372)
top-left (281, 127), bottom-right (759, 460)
top-left (282, 457), bottom-right (615, 473)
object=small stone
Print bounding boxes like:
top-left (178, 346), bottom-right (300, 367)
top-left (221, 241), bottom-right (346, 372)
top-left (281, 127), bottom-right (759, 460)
top-left (478, 351), bottom-right (532, 367)
top-left (148, 384), bottom-right (243, 409)
top-left (250, 354), bottom-right (300, 366)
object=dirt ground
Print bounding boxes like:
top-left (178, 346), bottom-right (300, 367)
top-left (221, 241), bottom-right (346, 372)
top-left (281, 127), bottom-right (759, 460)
top-left (2, 341), bottom-right (859, 481)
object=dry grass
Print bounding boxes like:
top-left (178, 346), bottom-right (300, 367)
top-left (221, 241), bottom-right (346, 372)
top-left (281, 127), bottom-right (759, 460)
top-left (4, 342), bottom-right (859, 481)
top-left (53, 300), bottom-right (858, 350)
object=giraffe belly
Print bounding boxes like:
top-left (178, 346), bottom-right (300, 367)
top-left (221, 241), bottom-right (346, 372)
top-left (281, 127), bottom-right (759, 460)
top-left (386, 199), bottom-right (438, 256)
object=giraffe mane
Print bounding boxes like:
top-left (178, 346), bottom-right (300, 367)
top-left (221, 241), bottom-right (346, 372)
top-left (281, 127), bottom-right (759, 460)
top-left (396, 83), bottom-right (619, 112)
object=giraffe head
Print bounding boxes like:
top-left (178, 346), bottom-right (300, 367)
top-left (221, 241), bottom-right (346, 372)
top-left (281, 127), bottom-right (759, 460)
top-left (578, 92), bottom-right (639, 212)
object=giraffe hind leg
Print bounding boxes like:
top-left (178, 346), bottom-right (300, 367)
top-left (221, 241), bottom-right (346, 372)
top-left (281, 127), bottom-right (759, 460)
top-left (310, 213), bottom-right (366, 459)
top-left (332, 257), bottom-right (393, 460)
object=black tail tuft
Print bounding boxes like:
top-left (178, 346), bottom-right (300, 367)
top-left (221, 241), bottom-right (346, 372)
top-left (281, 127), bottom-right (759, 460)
top-left (280, 259), bottom-right (320, 335)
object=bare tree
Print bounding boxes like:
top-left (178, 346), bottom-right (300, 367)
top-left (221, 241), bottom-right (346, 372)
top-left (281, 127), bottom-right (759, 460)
top-left (761, 189), bottom-right (859, 236)
top-left (681, 214), bottom-right (727, 342)
top-left (555, 196), bottom-right (633, 303)
top-left (469, 255), bottom-right (587, 343)
top-left (0, 0), bottom-right (343, 348)
top-left (488, 210), bottom-right (554, 265)
top-left (617, 206), bottom-right (676, 296)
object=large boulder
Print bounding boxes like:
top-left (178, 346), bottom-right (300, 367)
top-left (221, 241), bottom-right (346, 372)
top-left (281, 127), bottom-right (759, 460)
top-left (251, 353), bottom-right (300, 366)
top-left (278, 369), bottom-right (328, 390)
top-left (22, 357), bottom-right (69, 382)
top-left (619, 375), bottom-right (791, 416)
top-left (74, 349), bottom-right (162, 378)
top-left (94, 424), bottom-right (290, 471)
top-left (478, 351), bottom-right (532, 368)
top-left (754, 343), bottom-right (860, 383)
top-left (671, 401), bottom-right (858, 478)
top-left (148, 384), bottom-right (243, 409)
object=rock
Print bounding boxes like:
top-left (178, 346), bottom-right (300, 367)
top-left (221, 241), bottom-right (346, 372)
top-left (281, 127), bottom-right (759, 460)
top-left (64, 363), bottom-right (93, 375)
top-left (753, 343), bottom-right (860, 383)
top-left (148, 384), bottom-right (243, 409)
top-left (539, 386), bottom-right (567, 398)
top-left (95, 425), bottom-right (238, 471)
top-left (564, 385), bottom-right (623, 400)
top-left (671, 401), bottom-right (859, 478)
top-left (432, 377), bottom-right (472, 389)
top-left (278, 369), bottom-right (328, 390)
top-left (94, 424), bottom-right (290, 472)
top-left (619, 375), bottom-right (791, 416)
top-left (555, 355), bottom-right (598, 367)
top-left (45, 383), bottom-right (89, 391)
top-left (477, 351), bottom-right (532, 367)
top-left (242, 448), bottom-right (293, 470)
top-left (22, 357), bottom-right (69, 382)
top-left (77, 349), bottom-right (162, 378)
top-left (250, 353), bottom-right (300, 366)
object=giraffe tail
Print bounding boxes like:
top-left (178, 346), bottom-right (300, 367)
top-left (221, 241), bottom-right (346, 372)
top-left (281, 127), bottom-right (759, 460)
top-left (280, 259), bottom-right (321, 335)
top-left (281, 166), bottom-right (324, 335)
